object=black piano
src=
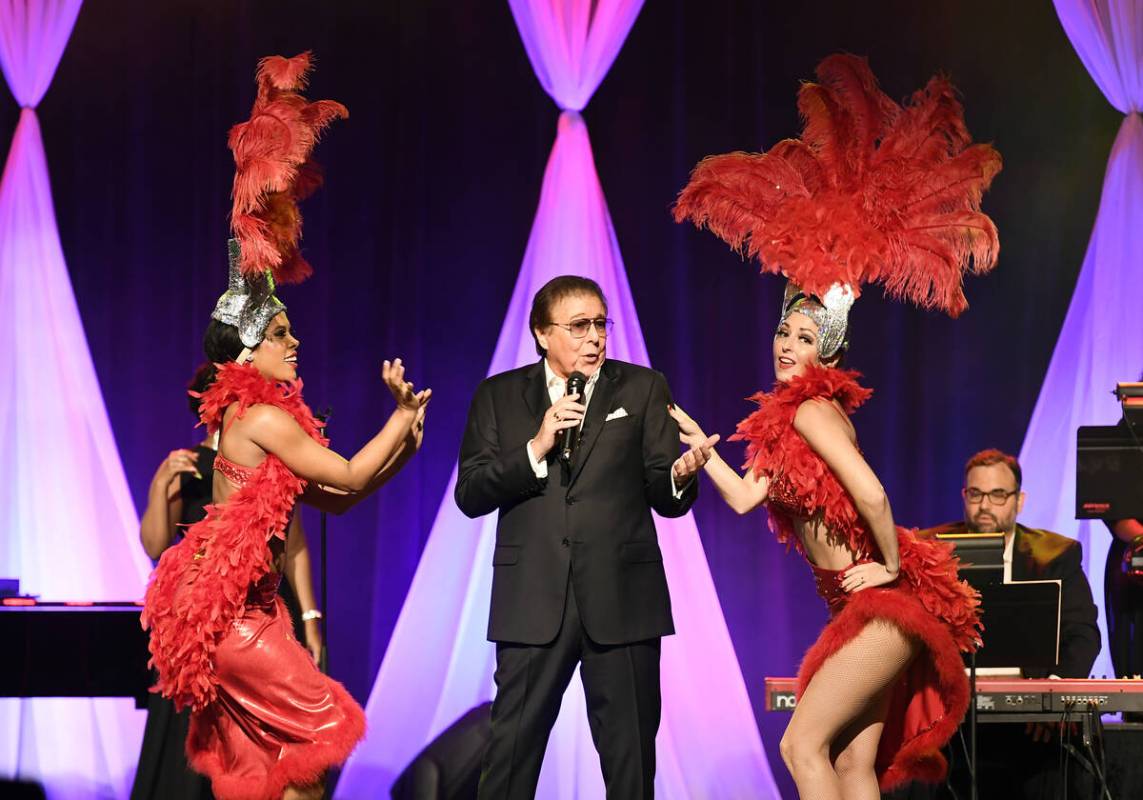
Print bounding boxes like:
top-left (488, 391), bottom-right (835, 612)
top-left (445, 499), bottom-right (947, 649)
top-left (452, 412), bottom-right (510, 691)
top-left (0, 600), bottom-right (151, 707)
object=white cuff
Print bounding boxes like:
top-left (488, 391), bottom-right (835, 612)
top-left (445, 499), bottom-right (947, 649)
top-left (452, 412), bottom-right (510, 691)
top-left (527, 440), bottom-right (548, 479)
top-left (670, 460), bottom-right (692, 499)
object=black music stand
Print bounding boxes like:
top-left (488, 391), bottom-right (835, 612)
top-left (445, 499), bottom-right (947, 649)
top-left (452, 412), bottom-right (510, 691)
top-left (937, 532), bottom-right (1005, 588)
top-left (937, 533), bottom-right (1060, 800)
top-left (975, 581), bottom-right (1060, 669)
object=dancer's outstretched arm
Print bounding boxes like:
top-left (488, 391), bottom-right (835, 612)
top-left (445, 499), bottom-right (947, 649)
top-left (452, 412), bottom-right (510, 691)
top-left (669, 405), bottom-right (769, 514)
top-left (238, 359), bottom-right (429, 498)
top-left (302, 403), bottom-right (426, 514)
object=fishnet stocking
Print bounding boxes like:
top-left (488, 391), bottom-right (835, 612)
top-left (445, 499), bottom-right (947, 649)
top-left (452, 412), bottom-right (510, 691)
top-left (782, 620), bottom-right (919, 800)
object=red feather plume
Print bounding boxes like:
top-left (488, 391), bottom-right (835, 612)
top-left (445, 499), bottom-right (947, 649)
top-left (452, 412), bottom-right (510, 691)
top-left (229, 52), bottom-right (348, 284)
top-left (673, 54), bottom-right (1001, 316)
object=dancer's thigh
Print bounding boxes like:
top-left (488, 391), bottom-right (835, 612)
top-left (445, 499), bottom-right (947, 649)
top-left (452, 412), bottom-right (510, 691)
top-left (788, 619), bottom-right (918, 751)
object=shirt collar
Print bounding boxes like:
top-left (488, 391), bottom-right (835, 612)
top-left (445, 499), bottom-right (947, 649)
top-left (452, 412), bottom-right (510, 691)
top-left (543, 359), bottom-right (602, 390)
top-left (1003, 530), bottom-right (1014, 560)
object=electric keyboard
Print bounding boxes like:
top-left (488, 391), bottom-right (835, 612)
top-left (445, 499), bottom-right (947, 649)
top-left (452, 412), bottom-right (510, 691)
top-left (764, 676), bottom-right (1143, 714)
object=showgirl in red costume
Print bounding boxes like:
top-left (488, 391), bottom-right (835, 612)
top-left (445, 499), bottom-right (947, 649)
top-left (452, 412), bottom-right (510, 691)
top-left (141, 54), bottom-right (431, 800)
top-left (671, 55), bottom-right (1001, 797)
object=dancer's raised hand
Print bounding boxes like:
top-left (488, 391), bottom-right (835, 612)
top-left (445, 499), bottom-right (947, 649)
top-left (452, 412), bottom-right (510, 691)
top-left (668, 404), bottom-right (708, 449)
top-left (383, 358), bottom-right (431, 411)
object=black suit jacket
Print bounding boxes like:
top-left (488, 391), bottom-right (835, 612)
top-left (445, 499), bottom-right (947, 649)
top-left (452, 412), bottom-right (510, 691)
top-left (927, 522), bottom-right (1101, 678)
top-left (455, 358), bottom-right (697, 646)
top-left (1009, 524), bottom-right (1101, 678)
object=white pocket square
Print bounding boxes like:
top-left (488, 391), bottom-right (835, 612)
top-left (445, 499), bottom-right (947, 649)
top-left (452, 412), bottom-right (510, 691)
top-left (605, 407), bottom-right (628, 422)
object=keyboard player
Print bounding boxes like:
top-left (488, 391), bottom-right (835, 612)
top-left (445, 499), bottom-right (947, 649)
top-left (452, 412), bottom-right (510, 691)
top-left (925, 448), bottom-right (1100, 679)
top-left (918, 448), bottom-right (1100, 799)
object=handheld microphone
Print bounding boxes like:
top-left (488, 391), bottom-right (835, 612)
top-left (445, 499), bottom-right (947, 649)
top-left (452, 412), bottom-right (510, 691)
top-left (559, 371), bottom-right (587, 464)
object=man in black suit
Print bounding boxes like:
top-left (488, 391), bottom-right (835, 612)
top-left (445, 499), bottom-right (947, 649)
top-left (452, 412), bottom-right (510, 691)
top-left (455, 275), bottom-right (712, 799)
top-left (928, 448), bottom-right (1100, 678)
top-left (924, 448), bottom-right (1100, 799)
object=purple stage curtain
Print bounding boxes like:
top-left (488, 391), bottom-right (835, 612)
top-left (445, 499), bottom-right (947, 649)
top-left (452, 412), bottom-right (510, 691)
top-left (0, 1), bottom-right (151, 797)
top-left (1020, 0), bottom-right (1143, 681)
top-left (337, 2), bottom-right (776, 797)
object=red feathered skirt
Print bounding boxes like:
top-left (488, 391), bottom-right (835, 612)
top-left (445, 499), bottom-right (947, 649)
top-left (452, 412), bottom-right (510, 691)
top-left (796, 528), bottom-right (980, 791)
top-left (185, 574), bottom-right (365, 800)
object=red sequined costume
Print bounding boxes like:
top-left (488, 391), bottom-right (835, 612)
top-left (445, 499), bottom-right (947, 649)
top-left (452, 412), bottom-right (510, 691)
top-left (141, 363), bottom-right (365, 800)
top-left (734, 364), bottom-right (981, 791)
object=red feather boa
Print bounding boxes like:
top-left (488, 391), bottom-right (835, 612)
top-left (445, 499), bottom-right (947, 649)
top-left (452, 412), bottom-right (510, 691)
top-left (732, 363), bottom-right (873, 555)
top-left (141, 363), bottom-right (326, 711)
top-left (732, 363), bottom-right (980, 652)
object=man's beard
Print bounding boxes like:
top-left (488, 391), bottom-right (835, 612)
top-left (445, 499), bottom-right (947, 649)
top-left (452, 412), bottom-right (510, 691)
top-left (968, 512), bottom-right (1007, 533)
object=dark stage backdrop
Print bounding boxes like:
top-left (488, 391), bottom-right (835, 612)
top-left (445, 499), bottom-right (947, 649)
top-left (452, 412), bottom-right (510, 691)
top-left (2, 1), bottom-right (1120, 794)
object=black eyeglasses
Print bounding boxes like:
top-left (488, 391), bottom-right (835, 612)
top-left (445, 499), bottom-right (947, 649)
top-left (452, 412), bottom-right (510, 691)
top-left (549, 318), bottom-right (613, 339)
top-left (962, 488), bottom-right (1018, 505)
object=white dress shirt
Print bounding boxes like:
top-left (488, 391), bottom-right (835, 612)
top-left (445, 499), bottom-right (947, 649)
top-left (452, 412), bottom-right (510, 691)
top-left (526, 360), bottom-right (602, 479)
top-left (526, 359), bottom-right (689, 497)
top-left (1002, 530), bottom-right (1014, 584)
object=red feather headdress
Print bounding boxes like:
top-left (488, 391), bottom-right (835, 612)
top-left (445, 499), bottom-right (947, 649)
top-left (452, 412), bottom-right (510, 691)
top-left (228, 52), bottom-right (348, 284)
top-left (673, 54), bottom-right (1001, 316)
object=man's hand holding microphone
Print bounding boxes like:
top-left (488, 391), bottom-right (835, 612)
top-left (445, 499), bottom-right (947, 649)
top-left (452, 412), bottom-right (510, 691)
top-left (529, 372), bottom-right (588, 464)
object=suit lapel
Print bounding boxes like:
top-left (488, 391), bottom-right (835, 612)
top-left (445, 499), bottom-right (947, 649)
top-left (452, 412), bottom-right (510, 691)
top-left (1012, 526), bottom-right (1031, 579)
top-left (569, 360), bottom-right (619, 487)
top-left (522, 360), bottom-right (551, 424)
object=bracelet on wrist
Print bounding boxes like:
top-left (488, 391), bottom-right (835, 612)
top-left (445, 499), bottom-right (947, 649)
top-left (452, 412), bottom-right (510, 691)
top-left (301, 609), bottom-right (323, 622)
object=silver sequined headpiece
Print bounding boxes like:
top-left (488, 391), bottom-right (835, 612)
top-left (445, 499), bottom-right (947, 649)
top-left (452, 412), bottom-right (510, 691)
top-left (211, 239), bottom-right (286, 349)
top-left (780, 281), bottom-right (854, 360)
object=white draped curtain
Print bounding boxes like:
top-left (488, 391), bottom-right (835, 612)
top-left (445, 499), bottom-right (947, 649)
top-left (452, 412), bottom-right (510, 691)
top-left (0, 1), bottom-right (151, 796)
top-left (1020, 0), bottom-right (1143, 681)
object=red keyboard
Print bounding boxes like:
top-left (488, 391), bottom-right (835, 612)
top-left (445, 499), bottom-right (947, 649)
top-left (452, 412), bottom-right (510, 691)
top-left (764, 677), bottom-right (1143, 714)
